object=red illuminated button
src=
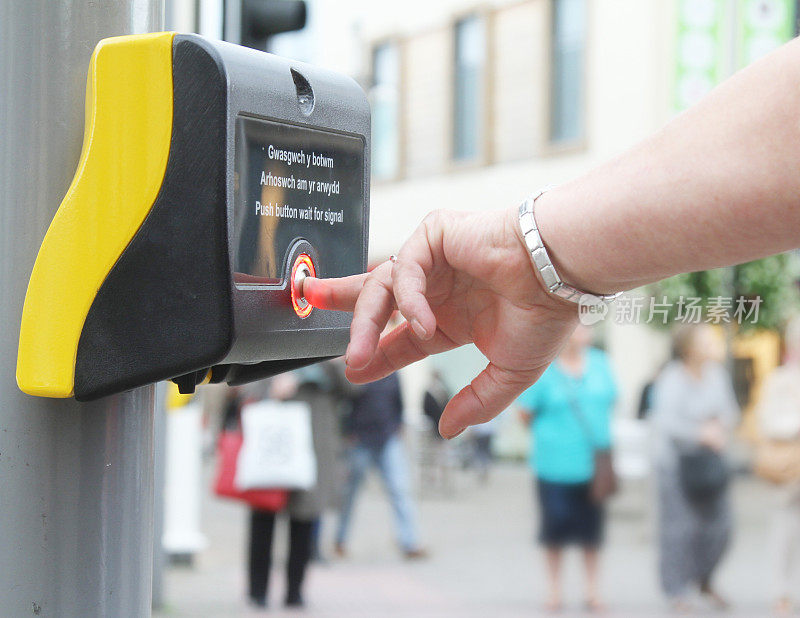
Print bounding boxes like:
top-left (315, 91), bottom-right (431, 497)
top-left (291, 253), bottom-right (316, 318)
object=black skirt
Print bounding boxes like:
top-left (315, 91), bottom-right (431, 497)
top-left (535, 478), bottom-right (604, 547)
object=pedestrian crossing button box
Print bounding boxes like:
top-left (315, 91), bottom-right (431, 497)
top-left (16, 32), bottom-right (370, 401)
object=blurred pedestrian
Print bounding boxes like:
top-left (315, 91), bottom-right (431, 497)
top-left (244, 363), bottom-right (347, 609)
top-left (636, 363), bottom-right (666, 420)
top-left (517, 325), bottom-right (617, 612)
top-left (423, 369), bottom-right (449, 438)
top-left (420, 370), bottom-right (456, 493)
top-left (468, 418), bottom-right (497, 484)
top-left (754, 317), bottom-right (800, 615)
top-left (651, 324), bottom-right (739, 611)
top-left (335, 371), bottom-right (427, 559)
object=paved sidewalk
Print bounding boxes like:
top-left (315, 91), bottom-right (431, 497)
top-left (155, 461), bottom-right (777, 617)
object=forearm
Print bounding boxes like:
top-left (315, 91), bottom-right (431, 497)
top-left (536, 38), bottom-right (800, 294)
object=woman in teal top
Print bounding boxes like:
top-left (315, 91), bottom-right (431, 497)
top-left (517, 325), bottom-right (617, 612)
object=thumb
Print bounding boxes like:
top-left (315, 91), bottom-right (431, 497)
top-left (438, 363), bottom-right (543, 439)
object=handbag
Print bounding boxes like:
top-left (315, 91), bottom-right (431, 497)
top-left (213, 429), bottom-right (289, 511)
top-left (235, 399), bottom-right (317, 491)
top-left (590, 449), bottom-right (618, 503)
top-left (754, 440), bottom-right (800, 485)
top-left (679, 447), bottom-right (729, 501)
top-left (566, 386), bottom-right (617, 504)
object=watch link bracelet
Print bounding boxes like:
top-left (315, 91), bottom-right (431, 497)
top-left (518, 187), bottom-right (622, 305)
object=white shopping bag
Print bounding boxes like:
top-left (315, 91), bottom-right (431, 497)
top-left (235, 400), bottom-right (317, 491)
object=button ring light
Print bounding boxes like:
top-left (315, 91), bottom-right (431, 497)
top-left (291, 253), bottom-right (315, 318)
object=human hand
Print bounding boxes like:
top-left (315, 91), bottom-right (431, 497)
top-left (302, 207), bottom-right (578, 438)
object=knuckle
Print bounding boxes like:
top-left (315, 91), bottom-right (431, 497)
top-left (365, 266), bottom-right (391, 290)
top-left (422, 209), bottom-right (445, 227)
top-left (377, 261), bottom-right (395, 283)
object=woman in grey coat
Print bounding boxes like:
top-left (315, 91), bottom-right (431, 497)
top-left (651, 324), bottom-right (739, 611)
top-left (246, 361), bottom-right (348, 609)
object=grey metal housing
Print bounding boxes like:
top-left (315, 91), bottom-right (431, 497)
top-left (200, 35), bottom-right (371, 365)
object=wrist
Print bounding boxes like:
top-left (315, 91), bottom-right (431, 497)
top-left (531, 187), bottom-right (621, 297)
top-left (505, 206), bottom-right (579, 313)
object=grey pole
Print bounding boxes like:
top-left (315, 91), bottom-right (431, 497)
top-left (151, 383), bottom-right (168, 611)
top-left (0, 1), bottom-right (163, 616)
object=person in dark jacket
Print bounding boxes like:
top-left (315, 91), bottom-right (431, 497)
top-left (334, 371), bottom-right (427, 559)
top-left (422, 370), bottom-right (449, 437)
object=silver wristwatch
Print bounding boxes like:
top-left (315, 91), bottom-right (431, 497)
top-left (518, 187), bottom-right (621, 304)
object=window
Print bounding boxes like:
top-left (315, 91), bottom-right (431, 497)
top-left (453, 15), bottom-right (486, 161)
top-left (550, 0), bottom-right (586, 144)
top-left (371, 43), bottom-right (401, 180)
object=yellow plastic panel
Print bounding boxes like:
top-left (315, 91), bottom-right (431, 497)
top-left (17, 32), bottom-right (175, 397)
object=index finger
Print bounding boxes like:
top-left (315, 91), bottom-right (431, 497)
top-left (301, 273), bottom-right (367, 311)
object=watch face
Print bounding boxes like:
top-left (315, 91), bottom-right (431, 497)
top-left (233, 115), bottom-right (366, 286)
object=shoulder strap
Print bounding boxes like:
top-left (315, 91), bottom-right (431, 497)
top-left (562, 374), bottom-right (598, 450)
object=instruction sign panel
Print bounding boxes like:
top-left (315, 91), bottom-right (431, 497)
top-left (233, 117), bottom-right (366, 284)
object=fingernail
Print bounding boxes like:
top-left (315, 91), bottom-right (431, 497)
top-left (344, 344), bottom-right (351, 365)
top-left (443, 426), bottom-right (467, 440)
top-left (410, 318), bottom-right (428, 339)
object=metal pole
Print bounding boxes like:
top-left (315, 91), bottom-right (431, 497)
top-left (0, 1), bottom-right (163, 615)
top-left (151, 383), bottom-right (168, 611)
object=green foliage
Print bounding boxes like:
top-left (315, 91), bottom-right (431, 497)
top-left (647, 253), bottom-right (800, 332)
